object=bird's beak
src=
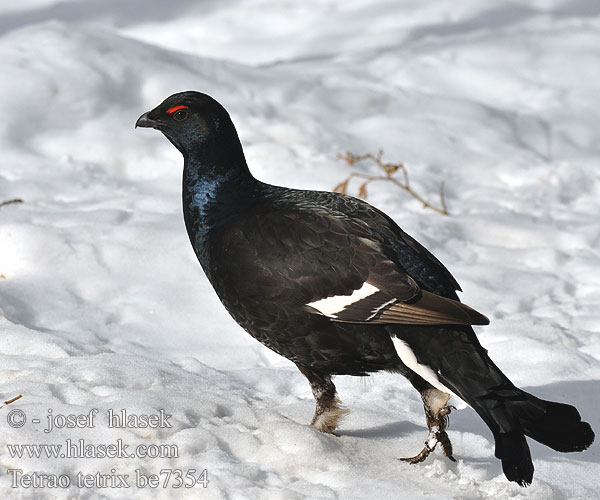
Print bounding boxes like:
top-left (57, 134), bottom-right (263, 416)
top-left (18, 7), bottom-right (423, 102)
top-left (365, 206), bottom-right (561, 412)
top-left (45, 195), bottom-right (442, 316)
top-left (135, 112), bottom-right (160, 129)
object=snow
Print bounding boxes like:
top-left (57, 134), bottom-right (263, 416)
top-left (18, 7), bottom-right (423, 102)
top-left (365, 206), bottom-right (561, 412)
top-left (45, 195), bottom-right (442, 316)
top-left (0, 1), bottom-right (599, 498)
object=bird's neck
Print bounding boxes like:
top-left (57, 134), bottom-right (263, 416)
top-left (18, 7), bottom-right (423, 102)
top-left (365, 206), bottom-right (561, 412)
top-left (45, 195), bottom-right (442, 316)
top-left (182, 137), bottom-right (258, 251)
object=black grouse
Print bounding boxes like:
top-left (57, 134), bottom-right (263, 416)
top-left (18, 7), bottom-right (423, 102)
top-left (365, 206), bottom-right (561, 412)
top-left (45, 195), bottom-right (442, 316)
top-left (136, 91), bottom-right (594, 486)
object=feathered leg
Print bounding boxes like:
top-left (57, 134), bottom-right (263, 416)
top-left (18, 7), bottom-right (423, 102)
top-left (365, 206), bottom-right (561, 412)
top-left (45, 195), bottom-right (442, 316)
top-left (297, 366), bottom-right (349, 434)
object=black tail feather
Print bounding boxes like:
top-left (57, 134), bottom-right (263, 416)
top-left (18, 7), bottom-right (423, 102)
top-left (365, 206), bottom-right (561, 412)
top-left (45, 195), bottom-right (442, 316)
top-left (396, 325), bottom-right (595, 486)
top-left (509, 395), bottom-right (595, 453)
top-left (494, 431), bottom-right (534, 487)
top-left (464, 397), bottom-right (536, 487)
top-left (468, 389), bottom-right (594, 487)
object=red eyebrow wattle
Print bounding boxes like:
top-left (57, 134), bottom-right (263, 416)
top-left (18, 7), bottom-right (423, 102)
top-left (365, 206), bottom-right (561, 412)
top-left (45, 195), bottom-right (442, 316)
top-left (167, 105), bottom-right (189, 114)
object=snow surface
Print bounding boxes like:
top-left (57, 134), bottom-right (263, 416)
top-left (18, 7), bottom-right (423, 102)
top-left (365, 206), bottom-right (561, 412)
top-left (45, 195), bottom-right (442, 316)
top-left (1, 1), bottom-right (599, 499)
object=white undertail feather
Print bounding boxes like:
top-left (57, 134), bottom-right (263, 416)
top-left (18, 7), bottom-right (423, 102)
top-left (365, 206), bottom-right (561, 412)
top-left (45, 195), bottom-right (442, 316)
top-left (391, 337), bottom-right (461, 400)
top-left (307, 282), bottom-right (379, 318)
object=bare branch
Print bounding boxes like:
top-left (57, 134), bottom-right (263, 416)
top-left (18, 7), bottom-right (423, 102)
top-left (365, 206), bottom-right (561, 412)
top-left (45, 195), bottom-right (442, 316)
top-left (0, 394), bottom-right (23, 409)
top-left (334, 152), bottom-right (449, 215)
top-left (0, 199), bottom-right (23, 208)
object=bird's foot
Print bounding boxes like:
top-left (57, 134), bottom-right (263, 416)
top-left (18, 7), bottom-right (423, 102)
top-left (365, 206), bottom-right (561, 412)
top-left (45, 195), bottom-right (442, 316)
top-left (400, 388), bottom-right (456, 463)
top-left (399, 409), bottom-right (456, 463)
top-left (399, 438), bottom-right (434, 464)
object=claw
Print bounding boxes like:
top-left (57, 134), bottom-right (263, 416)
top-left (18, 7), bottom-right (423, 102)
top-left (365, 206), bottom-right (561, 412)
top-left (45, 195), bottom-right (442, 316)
top-left (439, 405), bottom-right (456, 418)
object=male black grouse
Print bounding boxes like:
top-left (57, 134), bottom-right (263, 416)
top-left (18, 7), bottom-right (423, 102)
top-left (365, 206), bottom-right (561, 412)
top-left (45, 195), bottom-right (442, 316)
top-left (136, 91), bottom-right (594, 486)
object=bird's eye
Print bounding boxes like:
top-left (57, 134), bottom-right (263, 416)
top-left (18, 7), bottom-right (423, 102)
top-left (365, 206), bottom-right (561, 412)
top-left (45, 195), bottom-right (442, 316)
top-left (173, 109), bottom-right (189, 122)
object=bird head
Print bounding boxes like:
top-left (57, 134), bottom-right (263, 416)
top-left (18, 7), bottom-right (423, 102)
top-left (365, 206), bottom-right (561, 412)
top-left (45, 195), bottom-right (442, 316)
top-left (136, 91), bottom-right (235, 156)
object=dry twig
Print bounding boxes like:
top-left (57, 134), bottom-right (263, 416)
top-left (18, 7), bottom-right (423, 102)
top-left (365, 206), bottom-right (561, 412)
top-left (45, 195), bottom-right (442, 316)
top-left (0, 394), bottom-right (23, 409)
top-left (334, 151), bottom-right (448, 215)
top-left (0, 198), bottom-right (23, 208)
